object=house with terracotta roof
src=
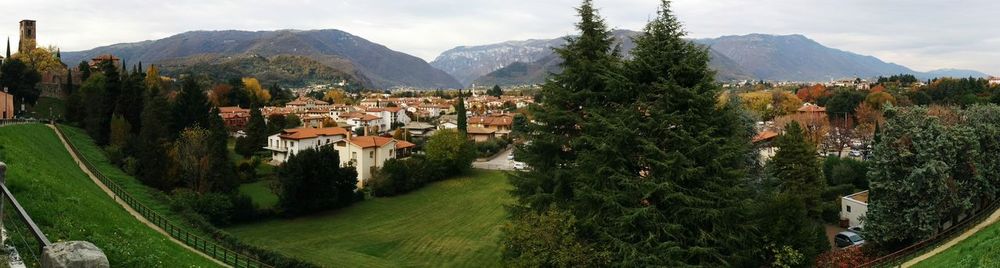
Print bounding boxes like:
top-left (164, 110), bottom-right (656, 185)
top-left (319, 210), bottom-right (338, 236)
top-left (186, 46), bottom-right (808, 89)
top-left (337, 136), bottom-right (399, 188)
top-left (990, 76), bottom-right (1000, 86)
top-left (339, 112), bottom-right (385, 134)
top-left (752, 129), bottom-right (780, 163)
top-left (469, 115), bottom-right (514, 137)
top-left (841, 190), bottom-right (869, 228)
top-left (402, 121), bottom-right (436, 137)
top-left (265, 127), bottom-right (352, 164)
top-left (467, 127), bottom-right (497, 142)
top-left (797, 103), bottom-right (827, 113)
top-left (218, 106), bottom-right (251, 132)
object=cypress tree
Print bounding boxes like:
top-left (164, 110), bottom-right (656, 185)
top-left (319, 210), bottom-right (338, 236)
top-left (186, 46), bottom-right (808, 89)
top-left (456, 89), bottom-right (467, 136)
top-left (78, 61), bottom-right (91, 81)
top-left (138, 86), bottom-right (176, 190)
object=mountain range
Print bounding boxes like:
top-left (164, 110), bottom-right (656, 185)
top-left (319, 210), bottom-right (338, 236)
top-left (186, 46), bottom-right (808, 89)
top-left (61, 30), bottom-right (462, 89)
top-left (433, 32), bottom-right (990, 87)
top-left (62, 29), bottom-right (990, 90)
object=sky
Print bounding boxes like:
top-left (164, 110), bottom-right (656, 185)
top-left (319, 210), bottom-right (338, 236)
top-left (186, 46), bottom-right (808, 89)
top-left (2, 0), bottom-right (998, 75)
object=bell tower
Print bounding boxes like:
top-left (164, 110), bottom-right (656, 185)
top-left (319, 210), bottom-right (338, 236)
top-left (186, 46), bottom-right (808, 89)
top-left (19, 20), bottom-right (36, 54)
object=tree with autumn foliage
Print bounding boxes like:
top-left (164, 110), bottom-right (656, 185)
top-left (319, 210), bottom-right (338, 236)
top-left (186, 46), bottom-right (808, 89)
top-left (797, 84), bottom-right (829, 103)
top-left (865, 91), bottom-right (896, 110)
top-left (242, 77), bottom-right (271, 107)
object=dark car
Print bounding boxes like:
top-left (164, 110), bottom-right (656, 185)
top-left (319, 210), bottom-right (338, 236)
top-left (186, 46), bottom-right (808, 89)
top-left (835, 231), bottom-right (865, 248)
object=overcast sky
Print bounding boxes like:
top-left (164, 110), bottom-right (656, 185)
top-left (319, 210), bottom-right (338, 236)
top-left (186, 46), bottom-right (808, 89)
top-left (2, 0), bottom-right (998, 75)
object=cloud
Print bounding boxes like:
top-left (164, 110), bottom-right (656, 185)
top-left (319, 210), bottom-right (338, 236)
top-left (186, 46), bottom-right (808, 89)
top-left (1, 0), bottom-right (997, 75)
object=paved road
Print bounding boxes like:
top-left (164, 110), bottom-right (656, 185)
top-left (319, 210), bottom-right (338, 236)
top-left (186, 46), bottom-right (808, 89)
top-left (473, 148), bottom-right (515, 171)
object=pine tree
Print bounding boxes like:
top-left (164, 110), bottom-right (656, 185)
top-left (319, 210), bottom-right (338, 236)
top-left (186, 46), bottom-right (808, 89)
top-left (770, 121), bottom-right (826, 219)
top-left (504, 0), bottom-right (620, 266)
top-left (456, 89), bottom-right (467, 136)
top-left (138, 86), bottom-right (176, 190)
top-left (236, 106), bottom-right (267, 158)
top-left (206, 108), bottom-right (240, 193)
top-left (172, 76), bottom-right (212, 135)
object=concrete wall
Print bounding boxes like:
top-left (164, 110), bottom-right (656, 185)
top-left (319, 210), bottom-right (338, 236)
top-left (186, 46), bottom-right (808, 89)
top-left (841, 197), bottom-right (868, 228)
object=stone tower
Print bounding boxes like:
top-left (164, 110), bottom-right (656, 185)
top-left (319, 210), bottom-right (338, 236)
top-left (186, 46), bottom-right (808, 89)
top-left (19, 20), bottom-right (36, 54)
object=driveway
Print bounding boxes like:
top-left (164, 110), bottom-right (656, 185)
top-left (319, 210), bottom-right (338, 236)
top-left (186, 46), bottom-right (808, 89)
top-left (473, 148), bottom-right (514, 171)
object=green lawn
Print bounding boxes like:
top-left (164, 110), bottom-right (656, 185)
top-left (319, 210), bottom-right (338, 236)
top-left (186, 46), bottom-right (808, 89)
top-left (239, 180), bottom-right (279, 209)
top-left (914, 220), bottom-right (1000, 267)
top-left (60, 125), bottom-right (215, 238)
top-left (0, 124), bottom-right (218, 267)
top-left (226, 170), bottom-right (512, 267)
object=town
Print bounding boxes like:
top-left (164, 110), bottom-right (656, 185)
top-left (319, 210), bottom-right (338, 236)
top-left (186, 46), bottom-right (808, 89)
top-left (2, 1), bottom-right (1000, 267)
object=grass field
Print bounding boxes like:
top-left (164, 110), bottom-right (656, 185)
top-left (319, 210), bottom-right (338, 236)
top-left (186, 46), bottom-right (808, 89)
top-left (239, 180), bottom-right (279, 209)
top-left (226, 170), bottom-right (512, 267)
top-left (914, 220), bottom-right (1000, 267)
top-left (0, 124), bottom-right (217, 267)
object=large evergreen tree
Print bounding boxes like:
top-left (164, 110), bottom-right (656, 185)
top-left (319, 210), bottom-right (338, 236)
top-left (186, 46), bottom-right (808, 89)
top-left (506, 1), bottom-right (761, 266)
top-left (172, 76), bottom-right (212, 135)
top-left (0, 59), bottom-right (42, 110)
top-left (137, 86), bottom-right (176, 190)
top-left (277, 146), bottom-right (359, 216)
top-left (235, 106), bottom-right (267, 158)
top-left (770, 122), bottom-right (827, 219)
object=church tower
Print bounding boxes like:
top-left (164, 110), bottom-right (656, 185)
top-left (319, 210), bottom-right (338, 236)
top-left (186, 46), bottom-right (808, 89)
top-left (19, 20), bottom-right (36, 54)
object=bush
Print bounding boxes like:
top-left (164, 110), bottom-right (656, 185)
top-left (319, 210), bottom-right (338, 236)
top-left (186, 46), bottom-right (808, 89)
top-left (369, 157), bottom-right (437, 197)
top-left (426, 129), bottom-right (476, 175)
top-left (276, 146), bottom-right (358, 216)
top-left (475, 138), bottom-right (511, 158)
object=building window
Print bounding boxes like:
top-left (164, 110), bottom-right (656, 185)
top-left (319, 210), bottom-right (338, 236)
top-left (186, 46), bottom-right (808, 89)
top-left (370, 151), bottom-right (374, 158)
top-left (846, 205), bottom-right (851, 212)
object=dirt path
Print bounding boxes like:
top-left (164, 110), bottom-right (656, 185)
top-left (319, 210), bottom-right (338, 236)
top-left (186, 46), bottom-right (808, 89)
top-left (902, 206), bottom-right (1000, 267)
top-left (47, 124), bottom-right (229, 267)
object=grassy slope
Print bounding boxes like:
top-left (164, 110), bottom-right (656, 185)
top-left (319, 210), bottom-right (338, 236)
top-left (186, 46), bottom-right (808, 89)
top-left (0, 124), bottom-right (217, 267)
top-left (227, 170), bottom-right (511, 267)
top-left (60, 125), bottom-right (214, 238)
top-left (914, 221), bottom-right (1000, 267)
top-left (239, 180), bottom-right (278, 209)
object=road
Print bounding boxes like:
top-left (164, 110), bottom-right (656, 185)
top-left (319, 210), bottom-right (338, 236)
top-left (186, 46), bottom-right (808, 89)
top-left (473, 148), bottom-right (515, 171)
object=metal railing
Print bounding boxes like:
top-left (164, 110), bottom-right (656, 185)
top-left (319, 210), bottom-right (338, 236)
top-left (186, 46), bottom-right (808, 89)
top-left (52, 125), bottom-right (272, 268)
top-left (860, 200), bottom-right (1000, 267)
top-left (1, 162), bottom-right (52, 268)
top-left (0, 119), bottom-right (39, 127)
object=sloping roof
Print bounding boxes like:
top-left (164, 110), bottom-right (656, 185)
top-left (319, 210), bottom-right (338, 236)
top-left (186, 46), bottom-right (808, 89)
top-left (403, 121), bottom-right (435, 130)
top-left (219, 106), bottom-right (249, 113)
top-left (845, 191), bottom-right (869, 204)
top-left (469, 115), bottom-right (513, 126)
top-left (797, 103), bottom-right (827, 113)
top-left (350, 136), bottom-right (395, 148)
top-left (395, 140), bottom-right (416, 149)
top-left (752, 130), bottom-right (779, 143)
top-left (277, 127), bottom-right (350, 140)
top-left (467, 127), bottom-right (497, 135)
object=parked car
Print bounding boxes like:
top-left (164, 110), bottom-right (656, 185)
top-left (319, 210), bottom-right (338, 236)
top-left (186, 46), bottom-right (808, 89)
top-left (513, 162), bottom-right (527, 170)
top-left (850, 150), bottom-right (862, 157)
top-left (848, 226), bottom-right (864, 236)
top-left (834, 231), bottom-right (865, 248)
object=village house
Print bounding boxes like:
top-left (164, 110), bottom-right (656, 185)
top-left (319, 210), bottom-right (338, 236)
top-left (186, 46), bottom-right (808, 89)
top-left (339, 112), bottom-right (384, 134)
top-left (337, 136), bottom-right (398, 188)
top-left (990, 76), bottom-right (1000, 86)
top-left (366, 106), bottom-right (411, 128)
top-left (265, 127), bottom-right (351, 164)
top-left (218, 106), bottom-right (251, 132)
top-left (1, 89), bottom-right (14, 119)
top-left (467, 127), bottom-right (497, 142)
top-left (468, 115), bottom-right (514, 137)
top-left (402, 121), bottom-right (436, 138)
top-left (752, 129), bottom-right (780, 163)
top-left (841, 191), bottom-right (869, 228)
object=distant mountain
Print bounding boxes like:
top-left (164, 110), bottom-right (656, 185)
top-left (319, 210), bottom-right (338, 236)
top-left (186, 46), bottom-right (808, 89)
top-left (918, 68), bottom-right (991, 80)
top-left (156, 54), bottom-right (374, 88)
top-left (62, 30), bottom-right (462, 89)
top-left (442, 30), bottom-right (751, 87)
top-left (441, 33), bottom-right (989, 86)
top-left (692, 34), bottom-right (915, 81)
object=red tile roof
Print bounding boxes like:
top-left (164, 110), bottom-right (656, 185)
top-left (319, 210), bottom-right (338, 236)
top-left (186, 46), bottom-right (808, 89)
top-left (278, 127), bottom-right (350, 140)
top-left (350, 136), bottom-right (395, 148)
top-left (752, 130), bottom-right (779, 143)
top-left (395, 140), bottom-right (416, 149)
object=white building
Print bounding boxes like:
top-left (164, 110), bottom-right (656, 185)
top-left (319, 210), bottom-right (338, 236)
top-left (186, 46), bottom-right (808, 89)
top-left (366, 107), bottom-right (411, 128)
top-left (989, 76), bottom-right (1000, 86)
top-left (841, 191), bottom-right (869, 228)
top-left (265, 127), bottom-right (406, 189)
top-left (265, 127), bottom-right (351, 164)
top-left (336, 136), bottom-right (398, 188)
